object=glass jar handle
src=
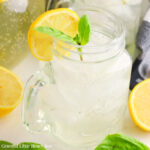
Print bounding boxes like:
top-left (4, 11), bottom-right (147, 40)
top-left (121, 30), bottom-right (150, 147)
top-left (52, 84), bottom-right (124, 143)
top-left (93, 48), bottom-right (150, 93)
top-left (22, 63), bottom-right (55, 133)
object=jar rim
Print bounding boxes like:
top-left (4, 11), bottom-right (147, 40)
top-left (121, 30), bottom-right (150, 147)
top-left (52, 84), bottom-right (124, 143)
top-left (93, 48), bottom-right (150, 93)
top-left (53, 7), bottom-right (126, 63)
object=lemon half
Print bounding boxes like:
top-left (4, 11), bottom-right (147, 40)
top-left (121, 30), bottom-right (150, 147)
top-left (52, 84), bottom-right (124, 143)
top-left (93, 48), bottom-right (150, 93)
top-left (0, 66), bottom-right (24, 117)
top-left (129, 79), bottom-right (150, 131)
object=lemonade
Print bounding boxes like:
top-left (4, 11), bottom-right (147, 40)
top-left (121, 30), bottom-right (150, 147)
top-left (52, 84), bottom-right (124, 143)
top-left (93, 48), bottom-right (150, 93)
top-left (39, 52), bottom-right (131, 147)
top-left (23, 8), bottom-right (132, 149)
top-left (0, 0), bottom-right (45, 68)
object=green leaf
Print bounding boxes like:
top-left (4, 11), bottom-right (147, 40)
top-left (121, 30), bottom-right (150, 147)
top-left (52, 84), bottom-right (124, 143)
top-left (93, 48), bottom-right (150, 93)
top-left (34, 26), bottom-right (77, 44)
top-left (78, 14), bottom-right (91, 45)
top-left (17, 142), bottom-right (46, 150)
top-left (73, 34), bottom-right (80, 44)
top-left (0, 141), bottom-right (13, 150)
top-left (95, 133), bottom-right (149, 150)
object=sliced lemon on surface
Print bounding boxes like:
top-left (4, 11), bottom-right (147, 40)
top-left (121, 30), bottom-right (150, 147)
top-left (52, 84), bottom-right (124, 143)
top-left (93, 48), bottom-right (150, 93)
top-left (129, 79), bottom-right (150, 131)
top-left (28, 8), bottom-right (79, 61)
top-left (0, 66), bottom-right (24, 117)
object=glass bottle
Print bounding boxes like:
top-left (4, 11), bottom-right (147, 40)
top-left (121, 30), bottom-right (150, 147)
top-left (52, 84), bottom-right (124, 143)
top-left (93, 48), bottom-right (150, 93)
top-left (0, 0), bottom-right (45, 68)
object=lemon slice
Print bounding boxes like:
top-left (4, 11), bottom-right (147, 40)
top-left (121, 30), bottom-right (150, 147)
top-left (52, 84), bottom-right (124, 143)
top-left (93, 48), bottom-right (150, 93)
top-left (0, 66), bottom-right (24, 117)
top-left (129, 79), bottom-right (150, 131)
top-left (28, 8), bottom-right (79, 61)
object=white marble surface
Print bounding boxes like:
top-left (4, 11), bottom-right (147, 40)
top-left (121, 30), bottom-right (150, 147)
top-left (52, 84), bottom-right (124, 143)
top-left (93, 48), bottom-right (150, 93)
top-left (0, 54), bottom-right (150, 149)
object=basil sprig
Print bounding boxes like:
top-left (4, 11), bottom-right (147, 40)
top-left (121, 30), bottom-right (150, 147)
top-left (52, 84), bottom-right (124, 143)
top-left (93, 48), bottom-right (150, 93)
top-left (34, 14), bottom-right (91, 61)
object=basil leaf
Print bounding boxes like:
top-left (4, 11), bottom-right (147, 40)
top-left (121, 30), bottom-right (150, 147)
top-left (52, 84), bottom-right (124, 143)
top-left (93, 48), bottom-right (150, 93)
top-left (73, 34), bottom-right (80, 44)
top-left (0, 141), bottom-right (13, 150)
top-left (34, 27), bottom-right (76, 44)
top-left (78, 14), bottom-right (91, 45)
top-left (18, 142), bottom-right (46, 150)
top-left (95, 133), bottom-right (149, 150)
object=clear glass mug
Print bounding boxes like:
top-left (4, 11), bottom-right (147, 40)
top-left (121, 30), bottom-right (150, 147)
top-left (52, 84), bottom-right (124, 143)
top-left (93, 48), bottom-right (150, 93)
top-left (22, 8), bottom-right (132, 149)
top-left (71, 0), bottom-right (142, 60)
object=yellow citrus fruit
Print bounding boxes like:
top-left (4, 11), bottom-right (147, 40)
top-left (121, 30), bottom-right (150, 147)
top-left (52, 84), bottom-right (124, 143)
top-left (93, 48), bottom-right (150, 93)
top-left (28, 8), bottom-right (79, 61)
top-left (0, 0), bottom-right (7, 3)
top-left (129, 79), bottom-right (150, 131)
top-left (0, 66), bottom-right (24, 117)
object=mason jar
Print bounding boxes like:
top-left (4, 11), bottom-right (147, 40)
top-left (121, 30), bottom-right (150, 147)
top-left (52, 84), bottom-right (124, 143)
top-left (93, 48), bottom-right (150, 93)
top-left (22, 8), bottom-right (132, 150)
top-left (0, 0), bottom-right (45, 68)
